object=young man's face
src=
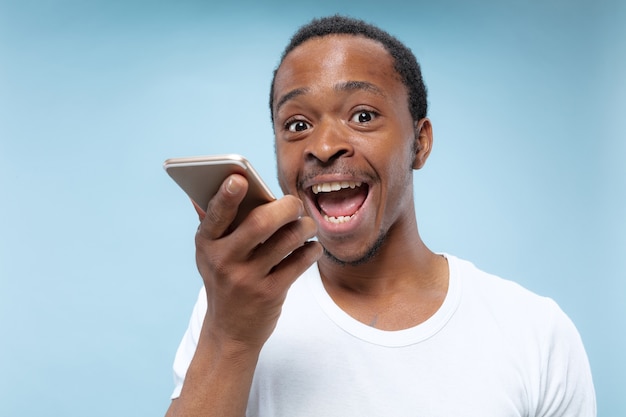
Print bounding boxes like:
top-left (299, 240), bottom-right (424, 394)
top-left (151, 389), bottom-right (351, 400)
top-left (272, 34), bottom-right (427, 265)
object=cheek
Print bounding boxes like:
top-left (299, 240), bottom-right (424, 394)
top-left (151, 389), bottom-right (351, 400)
top-left (381, 139), bottom-right (416, 189)
top-left (276, 151), bottom-right (296, 195)
top-left (372, 134), bottom-right (415, 171)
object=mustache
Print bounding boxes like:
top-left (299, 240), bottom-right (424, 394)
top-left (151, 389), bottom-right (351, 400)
top-left (297, 165), bottom-right (375, 189)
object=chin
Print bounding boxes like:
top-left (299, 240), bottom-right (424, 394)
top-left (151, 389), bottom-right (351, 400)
top-left (322, 231), bottom-right (386, 267)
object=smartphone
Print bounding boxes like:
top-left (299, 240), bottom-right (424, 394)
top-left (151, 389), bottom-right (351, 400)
top-left (163, 154), bottom-right (276, 225)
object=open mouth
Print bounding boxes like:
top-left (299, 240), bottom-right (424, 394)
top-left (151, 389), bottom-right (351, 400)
top-left (312, 181), bottom-right (369, 224)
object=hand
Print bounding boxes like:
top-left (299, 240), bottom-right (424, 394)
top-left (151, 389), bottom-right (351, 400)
top-left (194, 174), bottom-right (323, 350)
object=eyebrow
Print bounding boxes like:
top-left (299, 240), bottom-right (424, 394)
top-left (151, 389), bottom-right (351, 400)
top-left (335, 80), bottom-right (385, 97)
top-left (275, 87), bottom-right (309, 115)
top-left (274, 80), bottom-right (385, 114)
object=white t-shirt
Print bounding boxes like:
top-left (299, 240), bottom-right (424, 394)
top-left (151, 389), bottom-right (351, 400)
top-left (171, 255), bottom-right (596, 416)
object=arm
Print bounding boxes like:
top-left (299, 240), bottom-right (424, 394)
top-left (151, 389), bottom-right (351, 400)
top-left (166, 174), bottom-right (322, 417)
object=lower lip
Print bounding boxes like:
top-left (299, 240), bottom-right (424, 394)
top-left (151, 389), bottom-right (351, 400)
top-left (307, 193), bottom-right (369, 236)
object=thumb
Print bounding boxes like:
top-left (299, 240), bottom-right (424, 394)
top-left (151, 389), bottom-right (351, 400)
top-left (197, 174), bottom-right (248, 240)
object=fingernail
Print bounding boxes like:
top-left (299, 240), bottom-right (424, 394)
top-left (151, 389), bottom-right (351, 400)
top-left (226, 176), bottom-right (242, 194)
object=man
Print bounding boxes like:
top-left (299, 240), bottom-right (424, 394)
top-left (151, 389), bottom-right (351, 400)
top-left (165, 15), bottom-right (595, 417)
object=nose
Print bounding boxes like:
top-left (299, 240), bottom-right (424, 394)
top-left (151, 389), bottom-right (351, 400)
top-left (304, 119), bottom-right (354, 164)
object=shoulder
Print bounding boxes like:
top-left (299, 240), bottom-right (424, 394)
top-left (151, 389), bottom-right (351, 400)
top-left (447, 254), bottom-right (596, 415)
top-left (450, 255), bottom-right (554, 306)
top-left (447, 254), bottom-right (574, 333)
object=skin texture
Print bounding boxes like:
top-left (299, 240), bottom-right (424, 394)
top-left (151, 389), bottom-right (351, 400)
top-left (166, 34), bottom-right (448, 417)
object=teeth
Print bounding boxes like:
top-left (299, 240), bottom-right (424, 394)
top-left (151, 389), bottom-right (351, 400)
top-left (312, 181), bottom-right (362, 195)
top-left (324, 214), bottom-right (354, 224)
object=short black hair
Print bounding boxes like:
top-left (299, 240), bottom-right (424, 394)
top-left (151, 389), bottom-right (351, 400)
top-left (269, 15), bottom-right (428, 123)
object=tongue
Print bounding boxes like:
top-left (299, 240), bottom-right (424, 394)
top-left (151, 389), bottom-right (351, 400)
top-left (317, 187), bottom-right (367, 218)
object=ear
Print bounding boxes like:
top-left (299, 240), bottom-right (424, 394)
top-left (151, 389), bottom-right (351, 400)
top-left (412, 118), bottom-right (433, 170)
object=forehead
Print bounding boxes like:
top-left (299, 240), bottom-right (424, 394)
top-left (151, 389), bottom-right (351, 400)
top-left (273, 34), bottom-right (403, 105)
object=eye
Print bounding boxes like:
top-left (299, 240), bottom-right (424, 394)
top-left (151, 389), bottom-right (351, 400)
top-left (286, 120), bottom-right (310, 132)
top-left (350, 110), bottom-right (377, 124)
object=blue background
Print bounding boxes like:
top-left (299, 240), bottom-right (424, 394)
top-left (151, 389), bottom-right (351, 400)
top-left (1, 0), bottom-right (624, 415)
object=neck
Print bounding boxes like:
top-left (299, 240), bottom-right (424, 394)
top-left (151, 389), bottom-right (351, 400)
top-left (315, 216), bottom-right (449, 330)
top-left (317, 219), bottom-right (444, 296)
